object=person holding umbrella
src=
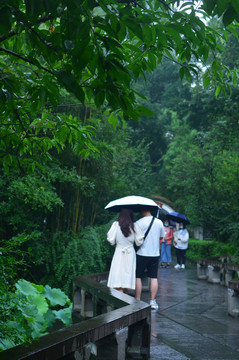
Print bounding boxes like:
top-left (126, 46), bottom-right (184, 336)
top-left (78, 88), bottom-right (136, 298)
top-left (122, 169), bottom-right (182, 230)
top-left (104, 195), bottom-right (163, 302)
top-left (173, 222), bottom-right (189, 269)
top-left (160, 219), bottom-right (174, 268)
top-left (135, 208), bottom-right (165, 310)
top-left (165, 212), bottom-right (190, 270)
top-left (107, 208), bottom-right (144, 293)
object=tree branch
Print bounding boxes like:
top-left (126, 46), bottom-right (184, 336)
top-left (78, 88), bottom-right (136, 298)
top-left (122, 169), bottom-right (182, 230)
top-left (0, 12), bottom-right (57, 43)
top-left (0, 47), bottom-right (55, 75)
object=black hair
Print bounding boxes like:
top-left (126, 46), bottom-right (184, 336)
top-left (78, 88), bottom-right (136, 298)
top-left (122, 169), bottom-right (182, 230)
top-left (118, 208), bottom-right (135, 237)
top-left (180, 223), bottom-right (186, 229)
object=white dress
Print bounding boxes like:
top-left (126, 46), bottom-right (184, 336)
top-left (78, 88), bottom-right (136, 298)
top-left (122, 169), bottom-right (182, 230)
top-left (107, 221), bottom-right (144, 290)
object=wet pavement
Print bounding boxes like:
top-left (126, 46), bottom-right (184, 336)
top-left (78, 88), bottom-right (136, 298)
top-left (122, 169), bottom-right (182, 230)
top-left (140, 262), bottom-right (239, 360)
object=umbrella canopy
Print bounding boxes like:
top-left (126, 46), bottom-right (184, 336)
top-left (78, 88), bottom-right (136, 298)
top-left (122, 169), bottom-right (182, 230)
top-left (104, 195), bottom-right (159, 213)
top-left (156, 206), bottom-right (168, 219)
top-left (169, 220), bottom-right (176, 228)
top-left (166, 212), bottom-right (190, 225)
top-left (158, 207), bottom-right (168, 216)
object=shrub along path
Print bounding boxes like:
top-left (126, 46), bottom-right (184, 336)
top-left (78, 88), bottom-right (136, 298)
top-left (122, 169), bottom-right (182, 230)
top-left (141, 262), bottom-right (239, 360)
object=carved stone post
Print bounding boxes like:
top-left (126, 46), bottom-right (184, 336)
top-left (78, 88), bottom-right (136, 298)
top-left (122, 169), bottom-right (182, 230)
top-left (64, 343), bottom-right (96, 360)
top-left (97, 327), bottom-right (128, 360)
top-left (127, 316), bottom-right (151, 360)
top-left (225, 269), bottom-right (234, 287)
top-left (197, 263), bottom-right (208, 280)
top-left (228, 288), bottom-right (239, 317)
top-left (207, 265), bottom-right (220, 284)
top-left (81, 290), bottom-right (93, 318)
top-left (142, 276), bottom-right (150, 292)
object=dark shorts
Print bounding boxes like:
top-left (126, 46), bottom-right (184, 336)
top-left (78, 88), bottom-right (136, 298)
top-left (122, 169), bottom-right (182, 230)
top-left (136, 255), bottom-right (160, 279)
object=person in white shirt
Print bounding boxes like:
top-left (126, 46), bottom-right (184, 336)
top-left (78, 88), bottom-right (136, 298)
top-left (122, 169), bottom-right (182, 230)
top-left (135, 208), bottom-right (165, 310)
top-left (173, 222), bottom-right (189, 269)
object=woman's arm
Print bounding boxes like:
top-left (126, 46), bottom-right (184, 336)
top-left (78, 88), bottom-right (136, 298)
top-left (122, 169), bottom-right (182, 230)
top-left (107, 222), bottom-right (118, 245)
top-left (134, 223), bottom-right (144, 246)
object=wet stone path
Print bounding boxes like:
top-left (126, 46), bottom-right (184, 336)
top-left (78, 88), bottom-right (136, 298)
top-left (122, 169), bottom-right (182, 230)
top-left (140, 263), bottom-right (239, 360)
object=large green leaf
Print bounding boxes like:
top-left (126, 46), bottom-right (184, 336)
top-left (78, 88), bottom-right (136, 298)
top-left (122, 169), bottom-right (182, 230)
top-left (0, 7), bottom-right (12, 34)
top-left (29, 294), bottom-right (49, 314)
top-left (16, 279), bottom-right (38, 296)
top-left (53, 307), bottom-right (72, 326)
top-left (202, 0), bottom-right (217, 15)
top-left (44, 285), bottom-right (70, 306)
top-left (232, 0), bottom-right (239, 13)
top-left (223, 4), bottom-right (237, 26)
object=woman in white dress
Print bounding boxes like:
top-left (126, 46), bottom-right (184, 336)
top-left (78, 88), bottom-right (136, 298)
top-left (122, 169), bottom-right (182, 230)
top-left (107, 208), bottom-right (144, 293)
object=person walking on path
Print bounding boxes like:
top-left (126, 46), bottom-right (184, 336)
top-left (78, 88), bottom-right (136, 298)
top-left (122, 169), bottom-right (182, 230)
top-left (173, 222), bottom-right (189, 269)
top-left (107, 208), bottom-right (144, 293)
top-left (135, 208), bottom-right (165, 310)
top-left (160, 219), bottom-right (174, 268)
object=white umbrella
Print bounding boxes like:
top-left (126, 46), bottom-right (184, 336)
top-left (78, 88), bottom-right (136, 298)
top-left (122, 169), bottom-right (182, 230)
top-left (104, 195), bottom-right (159, 213)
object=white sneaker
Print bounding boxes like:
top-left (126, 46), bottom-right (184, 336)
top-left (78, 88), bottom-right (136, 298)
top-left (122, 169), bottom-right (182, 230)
top-left (174, 264), bottom-right (180, 269)
top-left (150, 299), bottom-right (159, 310)
top-left (181, 264), bottom-right (185, 269)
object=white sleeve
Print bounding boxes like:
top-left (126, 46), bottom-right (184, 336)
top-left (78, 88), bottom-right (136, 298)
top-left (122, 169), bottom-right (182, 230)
top-left (160, 226), bottom-right (165, 238)
top-left (107, 222), bottom-right (118, 246)
top-left (180, 230), bottom-right (189, 243)
top-left (134, 223), bottom-right (144, 246)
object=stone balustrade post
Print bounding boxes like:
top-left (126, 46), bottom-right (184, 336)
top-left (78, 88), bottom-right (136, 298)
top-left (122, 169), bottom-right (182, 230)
top-left (197, 263), bottom-right (208, 280)
top-left (225, 269), bottom-right (234, 287)
top-left (207, 265), bottom-right (220, 284)
top-left (127, 317), bottom-right (151, 359)
top-left (97, 327), bottom-right (128, 360)
top-left (228, 288), bottom-right (239, 317)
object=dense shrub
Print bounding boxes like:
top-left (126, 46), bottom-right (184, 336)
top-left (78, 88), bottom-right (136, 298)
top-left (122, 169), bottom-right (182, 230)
top-left (186, 238), bottom-right (237, 263)
top-left (31, 222), bottom-right (115, 297)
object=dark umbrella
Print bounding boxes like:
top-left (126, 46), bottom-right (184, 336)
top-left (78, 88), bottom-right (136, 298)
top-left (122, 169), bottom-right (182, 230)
top-left (166, 212), bottom-right (190, 225)
top-left (157, 207), bottom-right (168, 216)
top-left (156, 206), bottom-right (168, 219)
top-left (169, 220), bottom-right (176, 228)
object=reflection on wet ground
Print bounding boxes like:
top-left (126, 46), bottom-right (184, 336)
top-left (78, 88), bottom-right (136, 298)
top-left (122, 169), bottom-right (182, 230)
top-left (141, 262), bottom-right (239, 360)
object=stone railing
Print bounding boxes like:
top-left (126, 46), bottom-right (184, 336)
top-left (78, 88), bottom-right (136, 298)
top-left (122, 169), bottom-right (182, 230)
top-left (1, 272), bottom-right (151, 360)
top-left (197, 257), bottom-right (239, 318)
top-left (197, 256), bottom-right (239, 285)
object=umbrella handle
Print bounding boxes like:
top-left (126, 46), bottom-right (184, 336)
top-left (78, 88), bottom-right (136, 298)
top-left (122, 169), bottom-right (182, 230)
top-left (156, 207), bottom-right (159, 218)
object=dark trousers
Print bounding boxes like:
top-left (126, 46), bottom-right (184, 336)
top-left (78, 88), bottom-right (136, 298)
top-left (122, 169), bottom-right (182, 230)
top-left (176, 248), bottom-right (187, 265)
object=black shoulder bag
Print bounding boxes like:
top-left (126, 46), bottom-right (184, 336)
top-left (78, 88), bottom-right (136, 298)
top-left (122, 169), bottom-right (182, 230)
top-left (134, 216), bottom-right (155, 251)
top-left (144, 216), bottom-right (155, 240)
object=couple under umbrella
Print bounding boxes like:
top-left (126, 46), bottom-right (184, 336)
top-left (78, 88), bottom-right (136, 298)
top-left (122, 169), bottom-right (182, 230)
top-left (104, 195), bottom-right (165, 310)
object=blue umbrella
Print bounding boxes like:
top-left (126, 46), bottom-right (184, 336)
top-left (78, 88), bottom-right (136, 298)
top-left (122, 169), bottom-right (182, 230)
top-left (166, 212), bottom-right (190, 225)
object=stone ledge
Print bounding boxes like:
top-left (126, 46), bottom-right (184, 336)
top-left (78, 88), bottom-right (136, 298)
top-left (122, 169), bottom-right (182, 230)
top-left (228, 279), bottom-right (239, 291)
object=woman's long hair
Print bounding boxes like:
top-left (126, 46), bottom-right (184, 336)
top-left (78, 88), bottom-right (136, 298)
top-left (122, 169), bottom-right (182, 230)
top-left (118, 208), bottom-right (135, 237)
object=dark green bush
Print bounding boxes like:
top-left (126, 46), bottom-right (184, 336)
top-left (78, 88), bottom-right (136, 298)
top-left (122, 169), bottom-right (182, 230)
top-left (31, 221), bottom-right (115, 297)
top-left (186, 238), bottom-right (237, 263)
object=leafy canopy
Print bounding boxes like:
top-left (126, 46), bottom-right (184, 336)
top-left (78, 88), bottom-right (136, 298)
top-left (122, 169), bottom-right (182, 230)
top-left (1, 0), bottom-right (239, 172)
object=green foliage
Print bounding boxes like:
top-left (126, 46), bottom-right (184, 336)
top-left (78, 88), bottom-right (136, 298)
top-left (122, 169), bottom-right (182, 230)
top-left (0, 161), bottom-right (95, 237)
top-left (1, 6), bottom-right (239, 351)
top-left (35, 224), bottom-right (114, 296)
top-left (0, 232), bottom-right (39, 288)
top-left (153, 79), bottom-right (239, 244)
top-left (186, 239), bottom-right (236, 263)
top-left (0, 279), bottom-right (72, 351)
top-left (1, 0), bottom-right (239, 172)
